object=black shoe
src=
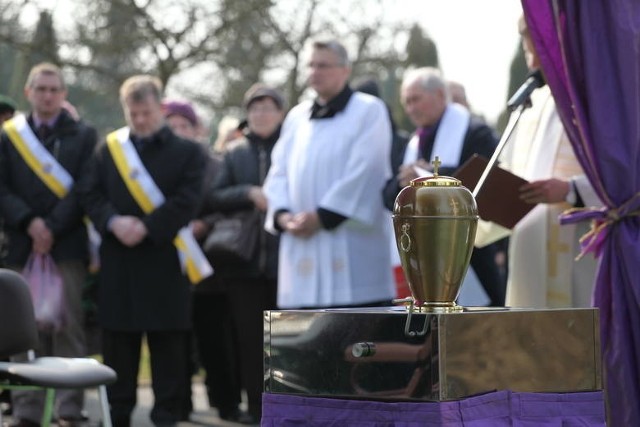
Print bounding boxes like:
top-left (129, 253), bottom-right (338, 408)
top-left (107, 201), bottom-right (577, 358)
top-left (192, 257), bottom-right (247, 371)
top-left (238, 412), bottom-right (259, 425)
top-left (1, 402), bottom-right (12, 416)
top-left (57, 415), bottom-right (90, 427)
top-left (219, 409), bottom-right (257, 424)
top-left (9, 419), bottom-right (40, 427)
top-left (0, 389), bottom-right (11, 416)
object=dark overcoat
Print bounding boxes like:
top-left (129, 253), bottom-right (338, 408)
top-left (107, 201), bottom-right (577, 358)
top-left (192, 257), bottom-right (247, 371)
top-left (78, 126), bottom-right (206, 331)
top-left (0, 110), bottom-right (97, 266)
top-left (208, 132), bottom-right (280, 280)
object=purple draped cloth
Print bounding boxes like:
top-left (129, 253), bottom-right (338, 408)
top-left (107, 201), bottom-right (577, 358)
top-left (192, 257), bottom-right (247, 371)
top-left (261, 391), bottom-right (605, 426)
top-left (521, 1), bottom-right (640, 425)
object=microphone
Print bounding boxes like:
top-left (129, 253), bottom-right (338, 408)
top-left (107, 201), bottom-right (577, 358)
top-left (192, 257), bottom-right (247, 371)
top-left (507, 69), bottom-right (545, 111)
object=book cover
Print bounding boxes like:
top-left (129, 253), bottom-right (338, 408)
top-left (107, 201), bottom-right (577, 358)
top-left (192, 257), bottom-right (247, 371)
top-left (453, 154), bottom-right (535, 229)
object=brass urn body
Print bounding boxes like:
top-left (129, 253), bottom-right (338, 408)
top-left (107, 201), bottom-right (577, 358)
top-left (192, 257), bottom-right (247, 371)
top-left (393, 173), bottom-right (478, 311)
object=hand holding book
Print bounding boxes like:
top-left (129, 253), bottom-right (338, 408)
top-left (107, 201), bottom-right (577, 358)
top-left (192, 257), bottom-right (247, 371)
top-left (453, 155), bottom-right (536, 229)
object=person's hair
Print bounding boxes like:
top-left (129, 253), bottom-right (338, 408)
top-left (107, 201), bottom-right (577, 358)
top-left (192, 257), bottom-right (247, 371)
top-left (119, 75), bottom-right (163, 104)
top-left (447, 80), bottom-right (469, 108)
top-left (25, 62), bottom-right (65, 90)
top-left (352, 77), bottom-right (381, 98)
top-left (213, 115), bottom-right (241, 153)
top-left (402, 67), bottom-right (450, 102)
top-left (312, 40), bottom-right (350, 67)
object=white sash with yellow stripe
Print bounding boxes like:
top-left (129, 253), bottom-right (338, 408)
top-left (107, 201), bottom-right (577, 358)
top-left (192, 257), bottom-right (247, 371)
top-left (2, 114), bottom-right (73, 198)
top-left (106, 127), bottom-right (213, 284)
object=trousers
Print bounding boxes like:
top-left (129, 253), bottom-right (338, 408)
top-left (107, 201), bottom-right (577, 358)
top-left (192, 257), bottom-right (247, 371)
top-left (102, 329), bottom-right (189, 427)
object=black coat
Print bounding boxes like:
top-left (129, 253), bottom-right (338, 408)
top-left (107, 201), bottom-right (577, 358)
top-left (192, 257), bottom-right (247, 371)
top-left (191, 151), bottom-right (226, 294)
top-left (383, 115), bottom-right (497, 210)
top-left (78, 126), bottom-right (206, 331)
top-left (0, 110), bottom-right (97, 266)
top-left (208, 132), bottom-right (280, 279)
top-left (382, 114), bottom-right (507, 306)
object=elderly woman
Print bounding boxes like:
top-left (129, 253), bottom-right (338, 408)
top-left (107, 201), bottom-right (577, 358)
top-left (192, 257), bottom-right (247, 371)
top-left (208, 84), bottom-right (286, 423)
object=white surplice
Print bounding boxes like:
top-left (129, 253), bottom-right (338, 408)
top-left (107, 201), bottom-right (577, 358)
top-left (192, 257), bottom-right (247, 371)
top-left (402, 103), bottom-right (470, 167)
top-left (475, 86), bottom-right (600, 308)
top-left (396, 103), bottom-right (483, 295)
top-left (264, 92), bottom-right (395, 308)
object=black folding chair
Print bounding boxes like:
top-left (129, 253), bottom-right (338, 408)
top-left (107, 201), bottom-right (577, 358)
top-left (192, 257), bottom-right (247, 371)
top-left (0, 268), bottom-right (116, 427)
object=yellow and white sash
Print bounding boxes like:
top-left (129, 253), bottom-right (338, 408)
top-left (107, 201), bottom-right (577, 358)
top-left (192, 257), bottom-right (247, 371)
top-left (106, 127), bottom-right (213, 284)
top-left (2, 114), bottom-right (73, 198)
top-left (3, 114), bottom-right (102, 272)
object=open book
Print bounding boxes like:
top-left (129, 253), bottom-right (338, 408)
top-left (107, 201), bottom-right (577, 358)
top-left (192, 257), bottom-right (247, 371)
top-left (453, 154), bottom-right (536, 229)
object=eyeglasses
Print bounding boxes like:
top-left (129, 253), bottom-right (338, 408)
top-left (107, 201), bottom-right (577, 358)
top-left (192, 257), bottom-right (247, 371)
top-left (307, 62), bottom-right (343, 70)
top-left (33, 86), bottom-right (64, 94)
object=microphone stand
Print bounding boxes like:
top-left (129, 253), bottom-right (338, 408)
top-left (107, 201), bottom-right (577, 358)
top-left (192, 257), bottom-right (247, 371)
top-left (472, 102), bottom-right (530, 198)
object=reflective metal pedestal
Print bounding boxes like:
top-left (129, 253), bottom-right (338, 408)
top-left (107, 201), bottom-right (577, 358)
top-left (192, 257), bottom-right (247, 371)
top-left (264, 307), bottom-right (601, 401)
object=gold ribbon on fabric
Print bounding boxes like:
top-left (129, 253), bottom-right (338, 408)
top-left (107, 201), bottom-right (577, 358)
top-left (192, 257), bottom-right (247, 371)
top-left (3, 115), bottom-right (72, 198)
top-left (561, 192), bottom-right (640, 260)
top-left (106, 128), bottom-right (213, 284)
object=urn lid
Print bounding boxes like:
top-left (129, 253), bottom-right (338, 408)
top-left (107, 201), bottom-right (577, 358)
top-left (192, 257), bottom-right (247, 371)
top-left (410, 174), bottom-right (461, 188)
top-left (393, 156), bottom-right (478, 218)
top-left (410, 157), bottom-right (461, 187)
top-left (413, 155), bottom-right (460, 187)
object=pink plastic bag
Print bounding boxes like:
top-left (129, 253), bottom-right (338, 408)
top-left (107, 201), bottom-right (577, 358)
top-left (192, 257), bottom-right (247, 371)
top-left (21, 253), bottom-right (66, 331)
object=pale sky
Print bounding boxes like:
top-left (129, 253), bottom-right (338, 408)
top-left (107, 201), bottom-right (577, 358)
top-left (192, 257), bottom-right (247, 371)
top-left (395, 1), bottom-right (524, 124)
top-left (20, 0), bottom-right (524, 124)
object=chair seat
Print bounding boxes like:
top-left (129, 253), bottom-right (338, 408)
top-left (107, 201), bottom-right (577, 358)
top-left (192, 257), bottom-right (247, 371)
top-left (0, 357), bottom-right (116, 388)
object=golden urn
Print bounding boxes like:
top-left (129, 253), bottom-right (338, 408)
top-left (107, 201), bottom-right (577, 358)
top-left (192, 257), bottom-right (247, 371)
top-left (392, 158), bottom-right (478, 313)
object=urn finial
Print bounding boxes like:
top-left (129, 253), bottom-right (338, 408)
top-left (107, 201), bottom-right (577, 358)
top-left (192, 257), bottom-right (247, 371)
top-left (432, 156), bottom-right (441, 176)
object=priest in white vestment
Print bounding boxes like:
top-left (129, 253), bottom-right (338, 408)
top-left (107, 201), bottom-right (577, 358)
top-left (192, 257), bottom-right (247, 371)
top-left (384, 67), bottom-right (505, 307)
top-left (263, 40), bottom-right (395, 309)
top-left (475, 17), bottom-right (602, 308)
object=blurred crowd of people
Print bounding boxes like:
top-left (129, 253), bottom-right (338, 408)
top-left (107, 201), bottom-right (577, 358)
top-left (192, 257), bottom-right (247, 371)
top-left (0, 26), bottom-right (599, 427)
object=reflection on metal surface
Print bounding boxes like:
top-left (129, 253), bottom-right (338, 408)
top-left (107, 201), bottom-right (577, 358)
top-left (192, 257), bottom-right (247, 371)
top-left (392, 171), bottom-right (478, 312)
top-left (394, 297), bottom-right (462, 337)
top-left (264, 308), bottom-right (601, 401)
top-left (351, 342), bottom-right (376, 358)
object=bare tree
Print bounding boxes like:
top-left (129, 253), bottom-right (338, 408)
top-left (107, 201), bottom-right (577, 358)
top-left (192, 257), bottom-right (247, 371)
top-left (70, 0), bottom-right (231, 87)
top-left (0, 0), bottom-right (437, 136)
top-left (259, 0), bottom-right (408, 105)
top-left (405, 23), bottom-right (439, 69)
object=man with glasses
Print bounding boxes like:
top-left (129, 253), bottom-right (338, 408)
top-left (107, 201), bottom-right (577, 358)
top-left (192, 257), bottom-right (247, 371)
top-left (264, 40), bottom-right (395, 310)
top-left (0, 62), bottom-right (97, 427)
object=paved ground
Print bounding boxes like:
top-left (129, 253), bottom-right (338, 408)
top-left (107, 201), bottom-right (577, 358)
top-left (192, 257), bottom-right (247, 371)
top-left (86, 381), bottom-right (255, 427)
top-left (3, 381), bottom-right (256, 427)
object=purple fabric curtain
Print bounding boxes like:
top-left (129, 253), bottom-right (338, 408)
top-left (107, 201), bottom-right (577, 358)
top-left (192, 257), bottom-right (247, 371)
top-left (521, 1), bottom-right (640, 425)
top-left (261, 391), bottom-right (605, 426)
